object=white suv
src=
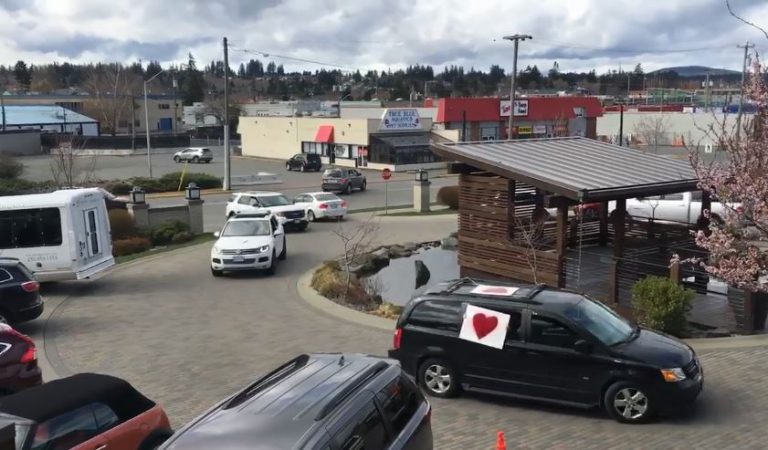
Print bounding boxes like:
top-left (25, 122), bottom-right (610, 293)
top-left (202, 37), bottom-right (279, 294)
top-left (225, 192), bottom-right (308, 231)
top-left (173, 147), bottom-right (213, 163)
top-left (210, 212), bottom-right (286, 276)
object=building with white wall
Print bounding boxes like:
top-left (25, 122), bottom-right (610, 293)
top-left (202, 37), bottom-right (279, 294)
top-left (1, 105), bottom-right (99, 136)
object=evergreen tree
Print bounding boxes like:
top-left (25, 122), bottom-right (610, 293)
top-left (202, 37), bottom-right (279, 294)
top-left (13, 60), bottom-right (31, 89)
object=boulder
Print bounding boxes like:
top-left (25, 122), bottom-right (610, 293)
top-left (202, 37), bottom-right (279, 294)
top-left (371, 247), bottom-right (390, 260)
top-left (389, 245), bottom-right (412, 259)
top-left (441, 236), bottom-right (459, 250)
top-left (349, 252), bottom-right (390, 276)
top-left (415, 260), bottom-right (431, 289)
top-left (403, 242), bottom-right (419, 252)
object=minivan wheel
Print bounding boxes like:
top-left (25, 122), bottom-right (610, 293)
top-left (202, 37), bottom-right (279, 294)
top-left (0, 311), bottom-right (10, 325)
top-left (300, 164), bottom-right (305, 172)
top-left (419, 358), bottom-right (459, 398)
top-left (604, 381), bottom-right (654, 423)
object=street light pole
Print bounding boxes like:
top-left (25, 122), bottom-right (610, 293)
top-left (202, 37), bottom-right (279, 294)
top-left (503, 34), bottom-right (532, 140)
top-left (144, 69), bottom-right (165, 178)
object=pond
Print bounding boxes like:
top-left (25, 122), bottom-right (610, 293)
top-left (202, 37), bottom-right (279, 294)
top-left (367, 246), bottom-right (459, 306)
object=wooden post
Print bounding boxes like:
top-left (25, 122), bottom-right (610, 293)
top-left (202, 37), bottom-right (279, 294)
top-left (507, 179), bottom-right (516, 239)
top-left (599, 201), bottom-right (609, 246)
top-left (669, 261), bottom-right (681, 283)
top-left (556, 201), bottom-right (569, 288)
top-left (610, 199), bottom-right (627, 304)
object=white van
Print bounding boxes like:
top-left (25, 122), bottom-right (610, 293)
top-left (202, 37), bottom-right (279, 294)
top-left (0, 189), bottom-right (115, 281)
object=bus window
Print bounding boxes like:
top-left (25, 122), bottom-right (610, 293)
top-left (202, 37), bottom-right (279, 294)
top-left (0, 208), bottom-right (63, 249)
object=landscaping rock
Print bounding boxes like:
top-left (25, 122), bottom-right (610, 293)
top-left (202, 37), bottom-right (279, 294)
top-left (371, 247), bottom-right (390, 260)
top-left (389, 245), bottom-right (412, 258)
top-left (415, 260), bottom-right (431, 289)
top-left (441, 236), bottom-right (459, 250)
top-left (349, 252), bottom-right (390, 276)
top-left (403, 242), bottom-right (419, 252)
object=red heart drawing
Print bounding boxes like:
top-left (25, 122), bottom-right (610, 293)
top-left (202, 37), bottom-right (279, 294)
top-left (481, 287), bottom-right (508, 294)
top-left (472, 313), bottom-right (499, 339)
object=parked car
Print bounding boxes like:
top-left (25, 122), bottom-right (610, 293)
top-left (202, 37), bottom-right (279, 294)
top-left (173, 147), bottom-right (213, 164)
top-left (160, 353), bottom-right (432, 450)
top-left (286, 153), bottom-right (322, 172)
top-left (210, 212), bottom-right (286, 277)
top-left (0, 324), bottom-right (41, 395)
top-left (322, 168), bottom-right (367, 194)
top-left (614, 191), bottom-right (741, 225)
top-left (0, 373), bottom-right (173, 450)
top-left (388, 278), bottom-right (703, 424)
top-left (0, 259), bottom-right (43, 325)
top-left (225, 191), bottom-right (308, 231)
top-left (293, 192), bottom-right (348, 221)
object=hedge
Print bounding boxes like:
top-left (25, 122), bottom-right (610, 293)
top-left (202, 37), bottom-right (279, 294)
top-left (436, 185), bottom-right (459, 210)
top-left (113, 237), bottom-right (152, 257)
top-left (103, 172), bottom-right (222, 195)
top-left (0, 155), bottom-right (24, 179)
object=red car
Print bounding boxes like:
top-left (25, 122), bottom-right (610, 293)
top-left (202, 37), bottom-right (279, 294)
top-left (0, 373), bottom-right (173, 450)
top-left (0, 324), bottom-right (41, 395)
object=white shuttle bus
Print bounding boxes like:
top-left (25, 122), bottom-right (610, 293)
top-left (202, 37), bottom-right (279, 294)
top-left (0, 188), bottom-right (115, 281)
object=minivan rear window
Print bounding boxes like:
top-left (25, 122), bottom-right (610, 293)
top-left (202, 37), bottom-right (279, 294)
top-left (407, 301), bottom-right (462, 332)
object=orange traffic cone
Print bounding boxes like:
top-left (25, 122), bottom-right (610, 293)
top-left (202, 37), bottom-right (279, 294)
top-left (496, 431), bottom-right (506, 450)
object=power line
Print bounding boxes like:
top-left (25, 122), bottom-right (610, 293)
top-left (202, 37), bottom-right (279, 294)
top-left (522, 38), bottom-right (732, 55)
top-left (228, 44), bottom-right (352, 70)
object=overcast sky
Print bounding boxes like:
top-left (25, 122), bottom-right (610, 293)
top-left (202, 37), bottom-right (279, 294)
top-left (1, 0), bottom-right (768, 74)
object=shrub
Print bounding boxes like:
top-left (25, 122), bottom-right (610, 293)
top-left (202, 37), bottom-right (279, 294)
top-left (311, 261), bottom-right (347, 299)
top-left (0, 155), bottom-right (23, 179)
top-left (101, 181), bottom-right (133, 195)
top-left (149, 220), bottom-right (190, 246)
top-left (108, 209), bottom-right (136, 240)
top-left (160, 172), bottom-right (222, 190)
top-left (171, 231), bottom-right (194, 244)
top-left (631, 276), bottom-right (694, 336)
top-left (436, 185), bottom-right (459, 210)
top-left (0, 178), bottom-right (51, 196)
top-left (112, 237), bottom-right (152, 257)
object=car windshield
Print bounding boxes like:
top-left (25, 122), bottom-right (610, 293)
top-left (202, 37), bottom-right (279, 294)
top-left (222, 220), bottom-right (271, 236)
top-left (324, 169), bottom-right (342, 178)
top-left (314, 194), bottom-right (339, 202)
top-left (258, 195), bottom-right (291, 207)
top-left (563, 297), bottom-right (635, 346)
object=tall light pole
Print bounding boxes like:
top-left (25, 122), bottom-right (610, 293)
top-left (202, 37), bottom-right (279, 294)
top-left (223, 37), bottom-right (231, 191)
top-left (337, 92), bottom-right (353, 118)
top-left (144, 69), bottom-right (165, 178)
top-left (503, 34), bottom-right (532, 140)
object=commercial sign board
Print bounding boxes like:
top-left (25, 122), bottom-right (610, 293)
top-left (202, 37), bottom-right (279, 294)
top-left (517, 126), bottom-right (533, 135)
top-left (533, 125), bottom-right (547, 134)
top-left (499, 100), bottom-right (529, 117)
top-left (379, 108), bottom-right (421, 131)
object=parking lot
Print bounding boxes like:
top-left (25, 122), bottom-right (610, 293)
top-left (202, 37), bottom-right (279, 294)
top-left (18, 211), bottom-right (768, 450)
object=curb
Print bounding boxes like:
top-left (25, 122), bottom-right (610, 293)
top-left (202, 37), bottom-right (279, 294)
top-left (296, 268), bottom-right (395, 331)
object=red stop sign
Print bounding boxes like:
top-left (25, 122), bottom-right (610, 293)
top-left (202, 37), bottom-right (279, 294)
top-left (381, 168), bottom-right (392, 180)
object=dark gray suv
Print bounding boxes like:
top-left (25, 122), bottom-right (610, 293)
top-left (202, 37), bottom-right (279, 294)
top-left (160, 353), bottom-right (433, 450)
top-left (322, 168), bottom-right (367, 194)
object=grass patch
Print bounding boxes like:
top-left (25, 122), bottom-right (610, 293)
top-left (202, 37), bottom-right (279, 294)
top-left (382, 208), bottom-right (456, 217)
top-left (115, 233), bottom-right (216, 264)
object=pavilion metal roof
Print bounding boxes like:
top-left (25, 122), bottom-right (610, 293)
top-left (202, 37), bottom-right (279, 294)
top-left (432, 137), bottom-right (699, 202)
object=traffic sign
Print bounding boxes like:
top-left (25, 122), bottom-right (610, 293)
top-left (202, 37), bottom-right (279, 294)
top-left (381, 168), bottom-right (392, 180)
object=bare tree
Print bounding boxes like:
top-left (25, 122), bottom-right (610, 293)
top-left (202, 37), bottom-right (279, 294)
top-left (82, 65), bottom-right (141, 136)
top-left (633, 115), bottom-right (671, 153)
top-left (331, 215), bottom-right (380, 300)
top-left (49, 135), bottom-right (99, 188)
top-left (511, 214), bottom-right (549, 284)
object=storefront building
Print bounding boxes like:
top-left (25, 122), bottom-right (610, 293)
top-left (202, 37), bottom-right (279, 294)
top-left (238, 108), bottom-right (443, 171)
top-left (433, 96), bottom-right (603, 141)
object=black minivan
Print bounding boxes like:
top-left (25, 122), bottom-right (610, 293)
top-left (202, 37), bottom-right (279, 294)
top-left (388, 279), bottom-right (703, 424)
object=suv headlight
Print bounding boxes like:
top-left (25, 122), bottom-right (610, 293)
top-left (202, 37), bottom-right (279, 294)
top-left (660, 368), bottom-right (686, 383)
top-left (257, 245), bottom-right (270, 253)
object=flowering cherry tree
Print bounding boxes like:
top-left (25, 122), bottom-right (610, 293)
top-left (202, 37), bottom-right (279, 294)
top-left (688, 60), bottom-right (768, 291)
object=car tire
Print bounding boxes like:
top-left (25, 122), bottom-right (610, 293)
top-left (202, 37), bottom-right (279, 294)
top-left (192, 156), bottom-right (199, 163)
top-left (307, 210), bottom-right (315, 222)
top-left (138, 428), bottom-right (174, 450)
top-left (604, 381), bottom-right (655, 424)
top-left (265, 251), bottom-right (277, 276)
top-left (300, 165), bottom-right (305, 172)
top-left (418, 358), bottom-right (460, 398)
top-left (0, 309), bottom-right (12, 325)
top-left (286, 163), bottom-right (291, 171)
top-left (211, 268), bottom-right (223, 277)
top-left (279, 238), bottom-right (287, 260)
top-left (360, 180), bottom-right (367, 191)
top-left (173, 156), bottom-right (181, 163)
top-left (344, 183), bottom-right (352, 195)
top-left (298, 222), bottom-right (308, 232)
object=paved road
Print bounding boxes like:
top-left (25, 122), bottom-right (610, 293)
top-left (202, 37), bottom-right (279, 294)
top-left (23, 213), bottom-right (768, 449)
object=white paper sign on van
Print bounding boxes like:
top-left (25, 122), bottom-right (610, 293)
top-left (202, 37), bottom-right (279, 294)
top-left (459, 304), bottom-right (511, 349)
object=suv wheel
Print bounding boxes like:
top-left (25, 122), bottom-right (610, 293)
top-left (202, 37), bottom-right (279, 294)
top-left (265, 250), bottom-right (277, 276)
top-left (419, 358), bottom-right (459, 398)
top-left (604, 381), bottom-right (654, 423)
top-left (211, 268), bottom-right (223, 277)
top-left (173, 156), bottom-right (181, 163)
top-left (344, 183), bottom-right (352, 195)
top-left (360, 180), bottom-right (367, 191)
top-left (192, 156), bottom-right (199, 163)
top-left (279, 238), bottom-right (287, 260)
top-left (300, 164), bottom-right (306, 172)
top-left (286, 163), bottom-right (291, 171)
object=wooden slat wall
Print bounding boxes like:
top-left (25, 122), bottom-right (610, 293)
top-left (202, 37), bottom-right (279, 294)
top-left (459, 235), bottom-right (560, 285)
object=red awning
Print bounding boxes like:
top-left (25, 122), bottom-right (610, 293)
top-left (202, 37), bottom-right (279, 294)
top-left (315, 125), bottom-right (334, 143)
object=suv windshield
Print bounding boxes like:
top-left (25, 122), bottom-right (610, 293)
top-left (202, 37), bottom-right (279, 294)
top-left (222, 220), bottom-right (271, 237)
top-left (258, 195), bottom-right (291, 207)
top-left (323, 169), bottom-right (342, 178)
top-left (563, 297), bottom-right (635, 346)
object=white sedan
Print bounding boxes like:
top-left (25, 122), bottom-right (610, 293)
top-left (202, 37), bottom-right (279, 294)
top-left (292, 192), bottom-right (348, 221)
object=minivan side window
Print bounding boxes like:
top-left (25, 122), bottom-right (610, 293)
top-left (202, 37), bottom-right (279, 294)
top-left (336, 401), bottom-right (390, 450)
top-left (505, 311), bottom-right (524, 343)
top-left (529, 316), bottom-right (580, 349)
top-left (407, 301), bottom-right (462, 332)
top-left (376, 375), bottom-right (421, 437)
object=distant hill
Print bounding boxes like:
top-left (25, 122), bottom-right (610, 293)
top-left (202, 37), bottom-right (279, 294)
top-left (649, 66), bottom-right (741, 77)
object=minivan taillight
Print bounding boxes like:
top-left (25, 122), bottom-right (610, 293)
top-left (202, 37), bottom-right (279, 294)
top-left (20, 345), bottom-right (36, 364)
top-left (21, 281), bottom-right (39, 293)
top-left (393, 328), bottom-right (402, 350)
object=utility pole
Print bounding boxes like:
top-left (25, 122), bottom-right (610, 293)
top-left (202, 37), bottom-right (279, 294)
top-left (704, 73), bottom-right (711, 111)
top-left (172, 73), bottom-right (178, 135)
top-left (223, 37), bottom-right (231, 191)
top-left (502, 34), bottom-right (532, 140)
top-left (736, 41), bottom-right (755, 139)
top-left (0, 92), bottom-right (5, 132)
top-left (130, 90), bottom-right (136, 151)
